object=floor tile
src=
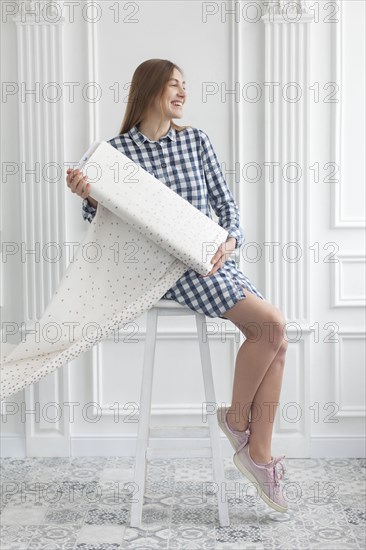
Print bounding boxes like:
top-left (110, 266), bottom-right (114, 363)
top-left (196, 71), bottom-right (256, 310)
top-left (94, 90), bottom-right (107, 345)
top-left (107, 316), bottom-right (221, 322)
top-left (0, 456), bottom-right (364, 550)
top-left (168, 524), bottom-right (215, 549)
top-left (76, 524), bottom-right (126, 544)
top-left (85, 505), bottom-right (129, 525)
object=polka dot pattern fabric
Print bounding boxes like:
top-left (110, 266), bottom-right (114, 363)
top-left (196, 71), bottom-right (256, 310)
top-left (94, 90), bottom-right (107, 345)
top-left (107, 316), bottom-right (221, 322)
top-left (0, 141), bottom-right (229, 401)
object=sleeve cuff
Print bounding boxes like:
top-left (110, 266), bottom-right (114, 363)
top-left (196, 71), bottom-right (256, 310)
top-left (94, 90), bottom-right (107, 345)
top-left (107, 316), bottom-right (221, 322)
top-left (226, 227), bottom-right (245, 250)
top-left (82, 198), bottom-right (97, 223)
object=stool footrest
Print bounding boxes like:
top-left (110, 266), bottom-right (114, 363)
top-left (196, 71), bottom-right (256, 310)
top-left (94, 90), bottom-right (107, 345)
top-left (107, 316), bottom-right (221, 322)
top-left (149, 426), bottom-right (210, 439)
top-left (146, 447), bottom-right (213, 459)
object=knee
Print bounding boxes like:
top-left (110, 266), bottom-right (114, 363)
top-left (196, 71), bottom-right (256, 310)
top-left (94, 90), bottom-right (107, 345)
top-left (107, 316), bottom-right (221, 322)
top-left (264, 309), bottom-right (287, 353)
top-left (277, 337), bottom-right (289, 357)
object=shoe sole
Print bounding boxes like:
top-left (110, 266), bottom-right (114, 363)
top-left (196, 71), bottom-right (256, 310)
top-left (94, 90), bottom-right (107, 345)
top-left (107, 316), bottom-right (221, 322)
top-left (233, 452), bottom-right (288, 513)
top-left (217, 408), bottom-right (240, 451)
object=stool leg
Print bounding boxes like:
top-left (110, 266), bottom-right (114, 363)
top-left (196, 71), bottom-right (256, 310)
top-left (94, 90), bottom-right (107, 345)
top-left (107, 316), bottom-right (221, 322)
top-left (195, 312), bottom-right (230, 527)
top-left (130, 307), bottom-right (158, 528)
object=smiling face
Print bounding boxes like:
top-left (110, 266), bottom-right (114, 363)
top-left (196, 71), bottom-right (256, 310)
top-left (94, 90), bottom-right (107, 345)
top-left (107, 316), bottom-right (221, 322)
top-left (158, 67), bottom-right (187, 120)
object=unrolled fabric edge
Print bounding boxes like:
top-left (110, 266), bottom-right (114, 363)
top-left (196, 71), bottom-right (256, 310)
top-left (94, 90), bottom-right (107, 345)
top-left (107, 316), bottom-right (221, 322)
top-left (0, 258), bottom-right (187, 402)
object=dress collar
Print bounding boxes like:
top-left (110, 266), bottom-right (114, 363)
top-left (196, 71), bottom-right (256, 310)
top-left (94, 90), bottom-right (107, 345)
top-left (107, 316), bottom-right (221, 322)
top-left (129, 123), bottom-right (176, 146)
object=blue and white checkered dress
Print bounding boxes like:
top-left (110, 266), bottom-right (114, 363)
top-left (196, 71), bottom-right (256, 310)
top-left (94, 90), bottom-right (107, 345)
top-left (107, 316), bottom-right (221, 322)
top-left (82, 124), bottom-right (265, 318)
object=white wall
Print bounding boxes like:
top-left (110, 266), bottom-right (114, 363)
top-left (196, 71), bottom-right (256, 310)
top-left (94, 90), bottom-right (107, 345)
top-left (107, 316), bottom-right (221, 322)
top-left (1, 0), bottom-right (365, 458)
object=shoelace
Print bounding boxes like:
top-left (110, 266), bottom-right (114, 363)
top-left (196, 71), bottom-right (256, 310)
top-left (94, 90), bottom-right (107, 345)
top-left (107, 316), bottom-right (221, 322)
top-left (235, 439), bottom-right (286, 488)
top-left (272, 455), bottom-right (286, 487)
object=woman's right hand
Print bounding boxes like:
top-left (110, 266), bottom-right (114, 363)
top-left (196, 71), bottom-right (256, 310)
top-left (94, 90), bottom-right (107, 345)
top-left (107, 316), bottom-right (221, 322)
top-left (66, 168), bottom-right (98, 208)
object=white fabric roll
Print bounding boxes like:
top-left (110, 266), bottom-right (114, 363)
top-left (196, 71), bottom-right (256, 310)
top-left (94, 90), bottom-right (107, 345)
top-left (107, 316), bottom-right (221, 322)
top-left (0, 141), bottom-right (228, 400)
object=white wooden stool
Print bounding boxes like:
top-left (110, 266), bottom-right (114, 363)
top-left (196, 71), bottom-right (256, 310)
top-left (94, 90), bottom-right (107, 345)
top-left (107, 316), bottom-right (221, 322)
top-left (129, 299), bottom-right (230, 528)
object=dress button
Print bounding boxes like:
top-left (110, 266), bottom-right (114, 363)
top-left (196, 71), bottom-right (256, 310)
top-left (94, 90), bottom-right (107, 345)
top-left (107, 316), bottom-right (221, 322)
top-left (161, 162), bottom-right (167, 168)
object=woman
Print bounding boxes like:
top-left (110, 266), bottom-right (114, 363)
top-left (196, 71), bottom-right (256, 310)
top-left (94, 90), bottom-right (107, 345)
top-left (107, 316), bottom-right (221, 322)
top-left (66, 59), bottom-right (289, 513)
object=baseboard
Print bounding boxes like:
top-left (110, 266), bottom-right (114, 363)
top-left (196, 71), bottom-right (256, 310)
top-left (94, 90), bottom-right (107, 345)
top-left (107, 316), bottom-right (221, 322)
top-left (311, 435), bottom-right (366, 458)
top-left (0, 434), bottom-right (26, 457)
top-left (1, 434), bottom-right (365, 458)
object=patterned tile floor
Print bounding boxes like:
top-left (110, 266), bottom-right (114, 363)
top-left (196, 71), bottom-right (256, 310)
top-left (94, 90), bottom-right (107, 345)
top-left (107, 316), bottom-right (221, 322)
top-left (0, 456), bottom-right (365, 549)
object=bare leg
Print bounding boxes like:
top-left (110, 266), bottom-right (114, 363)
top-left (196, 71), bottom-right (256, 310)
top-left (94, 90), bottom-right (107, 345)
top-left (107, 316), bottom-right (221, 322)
top-left (221, 289), bottom-right (288, 463)
top-left (248, 342), bottom-right (287, 462)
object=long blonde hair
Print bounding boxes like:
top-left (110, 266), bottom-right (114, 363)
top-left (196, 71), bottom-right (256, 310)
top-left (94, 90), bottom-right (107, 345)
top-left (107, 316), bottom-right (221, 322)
top-left (118, 59), bottom-right (191, 135)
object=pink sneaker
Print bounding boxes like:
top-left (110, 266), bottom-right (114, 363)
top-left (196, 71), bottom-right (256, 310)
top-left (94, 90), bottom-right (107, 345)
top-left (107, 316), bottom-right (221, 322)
top-left (233, 440), bottom-right (288, 513)
top-left (217, 406), bottom-right (251, 451)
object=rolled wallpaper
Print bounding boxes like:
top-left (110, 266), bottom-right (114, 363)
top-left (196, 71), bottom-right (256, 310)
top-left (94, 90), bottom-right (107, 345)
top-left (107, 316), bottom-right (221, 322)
top-left (0, 141), bottom-right (228, 400)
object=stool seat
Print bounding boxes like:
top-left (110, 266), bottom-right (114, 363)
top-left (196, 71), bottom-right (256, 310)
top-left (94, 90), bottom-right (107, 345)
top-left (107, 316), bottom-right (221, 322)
top-left (129, 298), bottom-right (230, 528)
top-left (153, 298), bottom-right (187, 308)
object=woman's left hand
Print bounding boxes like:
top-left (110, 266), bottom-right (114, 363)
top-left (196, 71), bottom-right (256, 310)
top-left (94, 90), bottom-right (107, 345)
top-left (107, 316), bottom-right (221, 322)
top-left (199, 237), bottom-right (236, 278)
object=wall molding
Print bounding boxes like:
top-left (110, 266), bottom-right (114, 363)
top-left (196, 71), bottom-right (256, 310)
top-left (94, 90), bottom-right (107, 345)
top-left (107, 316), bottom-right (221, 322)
top-left (262, 0), bottom-right (312, 16)
top-left (228, 0), bottom-right (244, 364)
top-left (331, 0), bottom-right (366, 229)
top-left (332, 330), bottom-right (366, 418)
top-left (87, 1), bottom-right (100, 143)
top-left (13, 6), bottom-right (66, 320)
top-left (14, 0), bottom-right (63, 24)
top-left (261, 3), bottom-right (314, 321)
top-left (24, 362), bottom-right (71, 456)
top-left (330, 253), bottom-right (366, 308)
top-left (13, 1), bottom-right (69, 455)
